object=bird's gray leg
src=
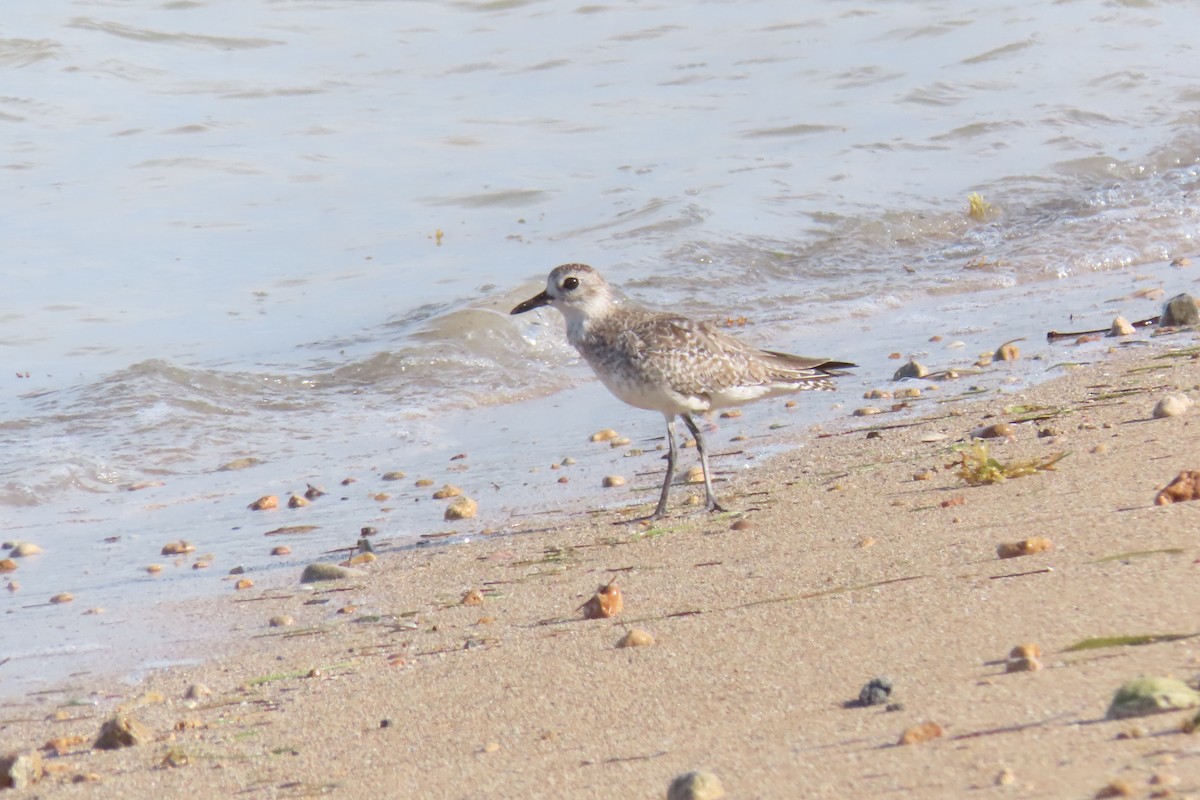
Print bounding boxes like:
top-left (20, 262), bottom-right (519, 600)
top-left (651, 415), bottom-right (678, 519)
top-left (682, 414), bottom-right (727, 513)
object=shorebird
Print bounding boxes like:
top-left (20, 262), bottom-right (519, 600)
top-left (511, 263), bottom-right (855, 520)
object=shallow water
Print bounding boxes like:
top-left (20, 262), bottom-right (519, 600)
top-left (3, 0), bottom-right (1199, 698)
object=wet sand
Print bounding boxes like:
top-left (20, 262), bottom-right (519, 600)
top-left (4, 340), bottom-right (1200, 798)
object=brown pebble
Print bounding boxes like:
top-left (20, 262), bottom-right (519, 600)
top-left (1095, 779), bottom-right (1135, 798)
top-left (972, 422), bottom-right (1013, 439)
top-left (602, 475), bottom-right (626, 488)
top-left (270, 545), bottom-right (291, 556)
top-left (50, 592), bottom-right (73, 604)
top-left (1076, 334), bottom-right (1101, 344)
top-left (1005, 655), bottom-right (1043, 673)
top-left (996, 537), bottom-right (1053, 558)
top-left (248, 495), bottom-right (278, 511)
top-left (414, 478), bottom-right (434, 487)
top-left (346, 552), bottom-right (376, 566)
top-left (336, 605), bottom-right (357, 615)
top-left (1156, 470), bottom-right (1200, 505)
top-left (898, 721), bottom-right (944, 745)
top-left (341, 477), bottom-right (356, 485)
top-left (719, 409), bottom-right (742, 418)
top-left (381, 471), bottom-right (406, 481)
top-left (287, 494), bottom-right (310, 508)
top-left (234, 578), bottom-right (254, 590)
top-left (582, 581), bottom-right (622, 619)
top-left (93, 715), bottom-right (151, 750)
top-left (913, 468), bottom-right (935, 481)
top-left (557, 476), bottom-right (569, 484)
top-left (995, 767), bottom-right (1016, 786)
top-left (0, 559), bottom-right (18, 573)
top-left (160, 540), bottom-right (195, 556)
top-left (450, 452), bottom-right (467, 461)
top-left (444, 496), bottom-right (478, 520)
top-left (617, 628), bottom-right (655, 648)
top-left (146, 564), bottom-right (164, 574)
top-left (432, 484), bottom-right (463, 499)
top-left (994, 342), bottom-right (1020, 361)
top-left (191, 561), bottom-right (210, 570)
top-left (268, 615), bottom-right (294, 628)
top-left (685, 465), bottom-right (704, 484)
top-left (730, 519), bottom-right (751, 531)
top-left (461, 589), bottom-right (484, 606)
top-left (303, 484), bottom-right (325, 499)
top-left (590, 428), bottom-right (620, 442)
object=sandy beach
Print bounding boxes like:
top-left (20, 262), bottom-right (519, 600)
top-left (4, 338), bottom-right (1200, 798)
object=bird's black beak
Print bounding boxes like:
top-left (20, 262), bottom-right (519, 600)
top-left (510, 290), bottom-right (551, 315)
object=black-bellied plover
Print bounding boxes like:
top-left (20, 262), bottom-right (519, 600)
top-left (511, 263), bottom-right (855, 520)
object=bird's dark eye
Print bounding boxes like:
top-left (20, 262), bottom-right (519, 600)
top-left (562, 276), bottom-right (579, 290)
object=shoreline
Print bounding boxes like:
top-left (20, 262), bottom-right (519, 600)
top-left (4, 337), bottom-right (1200, 797)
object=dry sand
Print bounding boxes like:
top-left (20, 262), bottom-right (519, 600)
top-left (4, 341), bottom-right (1200, 798)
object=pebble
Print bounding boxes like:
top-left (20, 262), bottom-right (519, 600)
top-left (590, 428), bottom-right (620, 442)
top-left (50, 592), bottom-right (73, 604)
top-left (858, 676), bottom-right (893, 707)
top-left (893, 360), bottom-right (928, 381)
top-left (414, 478), bottom-right (434, 488)
top-left (161, 540), bottom-right (195, 556)
top-left (602, 475), bottom-right (626, 488)
top-left (0, 559), bottom-right (17, 573)
top-left (995, 768), bottom-right (1016, 787)
top-left (561, 457), bottom-right (576, 466)
top-left (1106, 676), bottom-right (1200, 719)
top-left (248, 495), bottom-right (278, 511)
top-left (269, 615), bottom-right (295, 628)
top-left (94, 715), bottom-right (151, 750)
top-left (235, 578), bottom-right (254, 590)
top-left (287, 494), bottom-right (310, 508)
top-left (270, 545), bottom-right (291, 556)
top-left (685, 465), bottom-right (705, 484)
top-left (913, 468), bottom-right (935, 481)
top-left (853, 406), bottom-right (882, 417)
top-left (1095, 779), bottom-right (1135, 798)
top-left (300, 563), bottom-right (364, 583)
top-left (304, 484), bottom-right (326, 499)
top-left (609, 436), bottom-right (632, 447)
top-left (0, 750), bottom-right (43, 789)
top-left (994, 341), bottom-right (1020, 361)
top-left (146, 564), bottom-right (164, 574)
top-left (1152, 393), bottom-right (1193, 419)
top-left (617, 628), bottom-right (655, 648)
top-left (184, 683), bottom-right (211, 700)
top-left (8, 542), bottom-right (41, 557)
top-left (667, 771), bottom-right (725, 800)
top-left (864, 388), bottom-right (892, 399)
top-left (730, 519), bottom-right (751, 531)
top-left (1110, 316), bottom-right (1135, 336)
top-left (432, 484), bottom-right (463, 499)
top-left (192, 561), bottom-right (210, 570)
top-left (461, 589), bottom-right (484, 606)
top-left (996, 537), bottom-right (1053, 558)
top-left (583, 581), bottom-right (622, 619)
top-left (898, 721), bottom-right (943, 745)
top-left (971, 422), bottom-right (1013, 439)
top-left (346, 552), bottom-right (376, 566)
top-left (444, 496), bottom-right (478, 520)
top-left (381, 471), bottom-right (406, 481)
top-left (1155, 469), bottom-right (1200, 504)
top-left (1160, 293), bottom-right (1199, 327)
top-left (895, 387), bottom-right (921, 398)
